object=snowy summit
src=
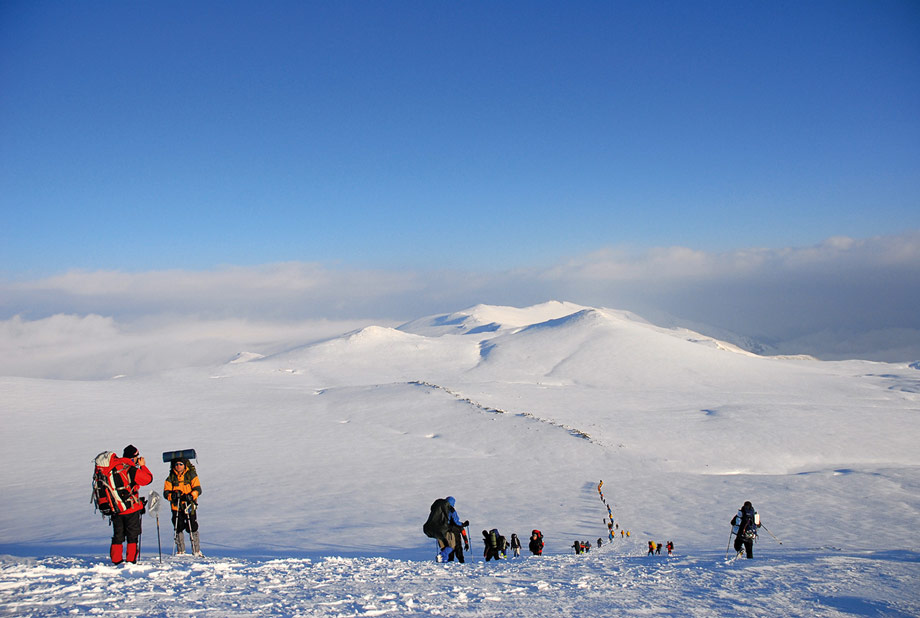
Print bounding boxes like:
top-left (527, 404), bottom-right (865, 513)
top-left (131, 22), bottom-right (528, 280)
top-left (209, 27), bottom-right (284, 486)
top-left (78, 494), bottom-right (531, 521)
top-left (1, 302), bottom-right (918, 616)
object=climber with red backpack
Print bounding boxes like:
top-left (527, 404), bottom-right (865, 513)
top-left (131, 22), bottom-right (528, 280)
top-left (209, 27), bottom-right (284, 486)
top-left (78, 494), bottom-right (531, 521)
top-left (528, 530), bottom-right (544, 555)
top-left (92, 445), bottom-right (153, 564)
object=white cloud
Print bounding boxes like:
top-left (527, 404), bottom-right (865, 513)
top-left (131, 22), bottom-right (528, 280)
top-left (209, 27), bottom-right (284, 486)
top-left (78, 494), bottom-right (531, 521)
top-left (1, 231), bottom-right (918, 371)
top-left (547, 232), bottom-right (920, 282)
top-left (0, 314), bottom-right (385, 380)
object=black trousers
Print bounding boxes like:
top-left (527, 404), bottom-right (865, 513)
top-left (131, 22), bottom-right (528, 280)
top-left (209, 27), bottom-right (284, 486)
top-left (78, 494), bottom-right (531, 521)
top-left (734, 536), bottom-right (754, 558)
top-left (111, 511), bottom-right (142, 544)
top-left (172, 509), bottom-right (199, 533)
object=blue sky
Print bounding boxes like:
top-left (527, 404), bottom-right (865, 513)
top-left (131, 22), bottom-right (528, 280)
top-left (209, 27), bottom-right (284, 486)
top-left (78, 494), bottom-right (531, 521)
top-left (2, 2), bottom-right (920, 362)
top-left (2, 0), bottom-right (918, 275)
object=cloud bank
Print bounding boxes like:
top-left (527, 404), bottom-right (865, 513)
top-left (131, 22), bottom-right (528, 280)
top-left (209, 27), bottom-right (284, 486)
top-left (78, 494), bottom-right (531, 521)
top-left (1, 232), bottom-right (918, 377)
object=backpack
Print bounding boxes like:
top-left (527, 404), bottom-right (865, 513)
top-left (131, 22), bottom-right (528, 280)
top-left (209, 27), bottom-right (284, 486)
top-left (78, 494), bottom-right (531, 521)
top-left (91, 451), bottom-right (139, 517)
top-left (423, 498), bottom-right (451, 539)
top-left (737, 507), bottom-right (759, 540)
top-left (488, 529), bottom-right (500, 549)
top-left (529, 530), bottom-right (544, 554)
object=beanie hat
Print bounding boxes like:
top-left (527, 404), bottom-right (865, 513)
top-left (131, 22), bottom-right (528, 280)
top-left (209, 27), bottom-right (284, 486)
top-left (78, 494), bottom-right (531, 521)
top-left (123, 444), bottom-right (139, 458)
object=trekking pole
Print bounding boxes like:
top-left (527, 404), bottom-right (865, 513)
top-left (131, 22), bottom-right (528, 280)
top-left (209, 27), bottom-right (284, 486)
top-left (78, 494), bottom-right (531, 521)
top-left (761, 525), bottom-right (783, 545)
top-left (155, 513), bottom-right (163, 563)
top-left (172, 501), bottom-right (180, 554)
top-left (725, 531), bottom-right (735, 558)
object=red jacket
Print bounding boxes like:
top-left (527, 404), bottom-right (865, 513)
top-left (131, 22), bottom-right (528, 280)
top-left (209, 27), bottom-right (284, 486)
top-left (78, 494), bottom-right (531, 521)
top-left (110, 456), bottom-right (153, 515)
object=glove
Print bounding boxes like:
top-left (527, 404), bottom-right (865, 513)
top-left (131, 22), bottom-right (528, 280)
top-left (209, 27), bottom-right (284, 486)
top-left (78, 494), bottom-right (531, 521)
top-left (462, 520), bottom-right (470, 527)
top-left (464, 543), bottom-right (470, 551)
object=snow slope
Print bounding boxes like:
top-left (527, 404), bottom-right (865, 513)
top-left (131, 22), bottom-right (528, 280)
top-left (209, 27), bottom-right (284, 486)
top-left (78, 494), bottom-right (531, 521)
top-left (1, 302), bottom-right (918, 616)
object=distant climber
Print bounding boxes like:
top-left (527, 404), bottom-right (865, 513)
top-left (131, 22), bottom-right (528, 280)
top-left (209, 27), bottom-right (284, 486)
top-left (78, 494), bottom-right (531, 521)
top-left (529, 530), bottom-right (544, 555)
top-left (423, 496), bottom-right (469, 563)
top-left (510, 533), bottom-right (522, 558)
top-left (730, 501), bottom-right (761, 559)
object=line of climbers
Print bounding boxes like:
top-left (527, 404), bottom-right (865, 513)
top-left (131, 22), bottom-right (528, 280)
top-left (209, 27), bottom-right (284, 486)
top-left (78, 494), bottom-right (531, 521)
top-left (92, 454), bottom-right (764, 565)
top-left (424, 496), bottom-right (767, 562)
top-left (423, 497), bottom-right (544, 562)
top-left (646, 540), bottom-right (675, 556)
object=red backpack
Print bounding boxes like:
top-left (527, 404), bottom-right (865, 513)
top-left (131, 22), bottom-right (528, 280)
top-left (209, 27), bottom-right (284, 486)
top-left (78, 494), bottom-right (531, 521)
top-left (91, 451), bottom-right (140, 517)
top-left (530, 529), bottom-right (544, 554)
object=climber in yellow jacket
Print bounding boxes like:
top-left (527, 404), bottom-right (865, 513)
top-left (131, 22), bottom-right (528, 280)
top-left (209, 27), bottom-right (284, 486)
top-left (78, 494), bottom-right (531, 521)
top-left (163, 458), bottom-right (202, 556)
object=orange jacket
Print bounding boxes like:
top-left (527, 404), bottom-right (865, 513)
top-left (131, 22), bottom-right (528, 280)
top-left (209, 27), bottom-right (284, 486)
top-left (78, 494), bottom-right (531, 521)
top-left (163, 467), bottom-right (201, 511)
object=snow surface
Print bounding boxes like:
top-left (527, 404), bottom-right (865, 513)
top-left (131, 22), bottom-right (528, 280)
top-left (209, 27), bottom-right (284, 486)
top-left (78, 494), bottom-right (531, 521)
top-left (3, 549), bottom-right (918, 617)
top-left (1, 302), bottom-right (918, 616)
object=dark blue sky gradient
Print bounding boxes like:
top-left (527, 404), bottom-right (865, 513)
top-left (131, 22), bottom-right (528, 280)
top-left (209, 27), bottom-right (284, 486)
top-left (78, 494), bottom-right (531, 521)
top-left (2, 1), bottom-right (918, 274)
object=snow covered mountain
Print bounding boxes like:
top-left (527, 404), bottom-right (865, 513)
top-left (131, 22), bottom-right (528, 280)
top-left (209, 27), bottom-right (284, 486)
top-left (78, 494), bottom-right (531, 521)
top-left (395, 300), bottom-right (590, 337)
top-left (1, 302), bottom-right (918, 616)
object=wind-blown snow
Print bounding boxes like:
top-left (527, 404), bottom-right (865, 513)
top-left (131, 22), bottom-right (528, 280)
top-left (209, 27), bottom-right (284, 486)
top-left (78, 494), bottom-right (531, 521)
top-left (1, 302), bottom-right (918, 616)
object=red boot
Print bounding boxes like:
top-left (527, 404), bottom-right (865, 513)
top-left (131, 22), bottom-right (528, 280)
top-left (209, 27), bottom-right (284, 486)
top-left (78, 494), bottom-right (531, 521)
top-left (126, 543), bottom-right (138, 563)
top-left (110, 543), bottom-right (123, 565)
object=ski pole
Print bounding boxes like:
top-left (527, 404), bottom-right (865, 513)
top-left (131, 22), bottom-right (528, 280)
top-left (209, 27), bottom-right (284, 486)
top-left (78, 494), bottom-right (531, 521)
top-left (179, 503), bottom-right (190, 554)
top-left (725, 531), bottom-right (735, 558)
top-left (760, 525), bottom-right (783, 545)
